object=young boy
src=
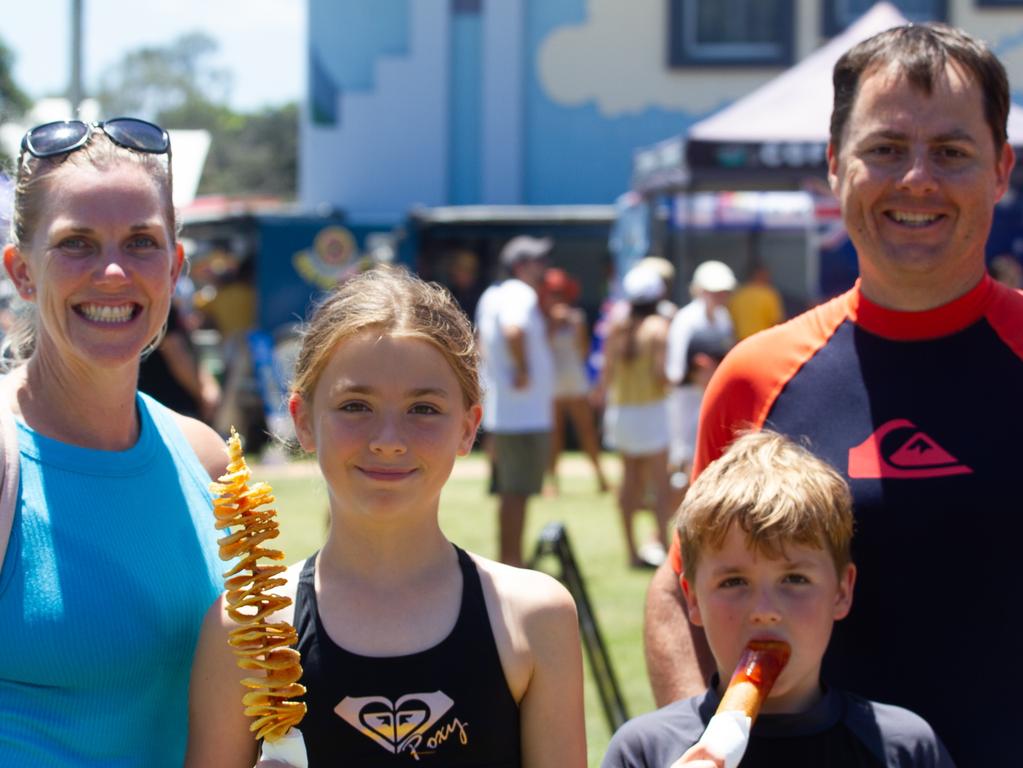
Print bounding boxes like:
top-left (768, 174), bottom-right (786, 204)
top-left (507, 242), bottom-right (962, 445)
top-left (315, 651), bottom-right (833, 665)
top-left (603, 431), bottom-right (955, 767)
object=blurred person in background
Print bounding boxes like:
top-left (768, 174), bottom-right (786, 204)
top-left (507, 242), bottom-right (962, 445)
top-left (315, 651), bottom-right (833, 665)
top-left (137, 297), bottom-right (221, 423)
top-left (193, 257), bottom-right (259, 439)
top-left (665, 260), bottom-right (736, 503)
top-left (665, 326), bottom-right (733, 508)
top-left (477, 236), bottom-right (555, 566)
top-left (728, 260), bottom-right (785, 340)
top-left (600, 265), bottom-right (672, 569)
top-left (989, 253), bottom-right (1023, 288)
top-left (445, 247), bottom-right (485, 320)
top-left (637, 255), bottom-right (679, 318)
top-left (539, 267), bottom-right (609, 495)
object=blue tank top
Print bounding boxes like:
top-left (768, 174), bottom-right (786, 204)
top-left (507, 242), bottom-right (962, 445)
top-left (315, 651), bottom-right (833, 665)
top-left (294, 545), bottom-right (522, 766)
top-left (0, 393), bottom-right (223, 767)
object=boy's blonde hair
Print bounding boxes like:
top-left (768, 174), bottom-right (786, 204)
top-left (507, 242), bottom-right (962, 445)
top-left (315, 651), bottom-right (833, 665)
top-left (677, 430), bottom-right (853, 580)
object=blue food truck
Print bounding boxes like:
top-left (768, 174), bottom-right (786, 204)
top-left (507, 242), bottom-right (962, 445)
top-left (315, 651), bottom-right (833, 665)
top-left (180, 203), bottom-right (397, 449)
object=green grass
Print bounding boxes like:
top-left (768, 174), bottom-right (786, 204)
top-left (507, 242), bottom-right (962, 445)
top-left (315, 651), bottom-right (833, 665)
top-left (261, 451), bottom-right (659, 767)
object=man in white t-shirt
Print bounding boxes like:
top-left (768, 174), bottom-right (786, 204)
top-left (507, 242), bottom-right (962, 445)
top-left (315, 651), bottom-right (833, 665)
top-left (478, 236), bottom-right (555, 566)
top-left (665, 260), bottom-right (736, 479)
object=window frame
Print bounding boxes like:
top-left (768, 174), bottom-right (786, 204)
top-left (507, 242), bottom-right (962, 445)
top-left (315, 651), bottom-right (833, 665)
top-left (821, 0), bottom-right (948, 37)
top-left (451, 0), bottom-right (481, 14)
top-left (667, 0), bottom-right (795, 68)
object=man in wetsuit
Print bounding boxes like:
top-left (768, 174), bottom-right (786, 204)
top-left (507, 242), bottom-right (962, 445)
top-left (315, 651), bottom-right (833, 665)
top-left (643, 23), bottom-right (1022, 764)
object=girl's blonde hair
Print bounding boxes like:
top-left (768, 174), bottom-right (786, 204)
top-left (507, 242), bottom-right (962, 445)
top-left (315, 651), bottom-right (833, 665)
top-left (291, 265), bottom-right (481, 407)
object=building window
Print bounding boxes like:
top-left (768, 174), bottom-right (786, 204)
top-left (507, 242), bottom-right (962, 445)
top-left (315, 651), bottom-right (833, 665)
top-left (451, 0), bottom-right (481, 14)
top-left (668, 0), bottom-right (794, 67)
top-left (822, 1), bottom-right (947, 36)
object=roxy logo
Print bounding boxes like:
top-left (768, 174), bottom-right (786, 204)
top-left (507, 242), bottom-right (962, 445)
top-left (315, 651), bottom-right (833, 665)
top-left (402, 716), bottom-right (470, 760)
top-left (336, 691), bottom-right (468, 759)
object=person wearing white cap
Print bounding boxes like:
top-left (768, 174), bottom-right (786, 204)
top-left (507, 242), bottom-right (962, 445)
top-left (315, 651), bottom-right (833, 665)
top-left (599, 265), bottom-right (673, 568)
top-left (477, 235), bottom-right (556, 566)
top-left (664, 260), bottom-right (737, 486)
top-left (637, 255), bottom-right (680, 318)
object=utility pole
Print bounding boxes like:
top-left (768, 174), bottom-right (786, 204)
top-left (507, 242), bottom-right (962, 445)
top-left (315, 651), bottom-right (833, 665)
top-left (69, 0), bottom-right (83, 114)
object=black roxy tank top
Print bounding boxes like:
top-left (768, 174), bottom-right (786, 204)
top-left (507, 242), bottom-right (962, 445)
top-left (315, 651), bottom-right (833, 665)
top-left (292, 546), bottom-right (522, 766)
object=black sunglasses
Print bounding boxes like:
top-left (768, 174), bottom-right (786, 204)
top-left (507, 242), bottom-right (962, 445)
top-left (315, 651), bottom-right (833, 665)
top-left (20, 118), bottom-right (170, 159)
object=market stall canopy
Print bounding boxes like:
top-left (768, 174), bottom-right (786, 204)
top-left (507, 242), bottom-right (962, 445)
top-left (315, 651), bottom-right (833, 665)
top-left (633, 2), bottom-right (1023, 193)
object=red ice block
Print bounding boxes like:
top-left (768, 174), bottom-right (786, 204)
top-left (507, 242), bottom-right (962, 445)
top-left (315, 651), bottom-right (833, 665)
top-left (715, 640), bottom-right (791, 723)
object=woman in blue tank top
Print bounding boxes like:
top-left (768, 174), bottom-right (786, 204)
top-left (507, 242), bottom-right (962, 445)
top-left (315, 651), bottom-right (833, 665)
top-left (0, 119), bottom-right (229, 767)
top-left (186, 267), bottom-right (587, 767)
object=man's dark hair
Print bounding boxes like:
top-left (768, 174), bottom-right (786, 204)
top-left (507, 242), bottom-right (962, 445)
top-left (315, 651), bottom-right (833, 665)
top-left (830, 23), bottom-right (1009, 154)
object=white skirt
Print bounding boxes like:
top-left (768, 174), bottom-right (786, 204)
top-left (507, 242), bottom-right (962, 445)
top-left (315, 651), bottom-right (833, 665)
top-left (604, 399), bottom-right (670, 456)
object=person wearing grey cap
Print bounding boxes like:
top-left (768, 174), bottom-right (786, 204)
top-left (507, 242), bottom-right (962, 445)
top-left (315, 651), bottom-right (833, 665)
top-left (477, 236), bottom-right (556, 566)
top-left (664, 260), bottom-right (736, 496)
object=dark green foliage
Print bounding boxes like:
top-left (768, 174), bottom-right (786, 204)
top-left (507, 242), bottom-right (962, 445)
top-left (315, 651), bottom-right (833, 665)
top-left (95, 31), bottom-right (296, 198)
top-left (0, 35), bottom-right (31, 167)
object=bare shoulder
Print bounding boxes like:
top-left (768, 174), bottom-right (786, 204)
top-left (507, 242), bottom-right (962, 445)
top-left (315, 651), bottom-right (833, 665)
top-left (471, 553), bottom-right (577, 626)
top-left (467, 552), bottom-right (578, 702)
top-left (173, 413), bottom-right (230, 480)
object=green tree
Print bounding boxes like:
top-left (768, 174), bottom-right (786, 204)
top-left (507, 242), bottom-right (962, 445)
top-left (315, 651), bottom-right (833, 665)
top-left (95, 31), bottom-right (231, 123)
top-left (0, 35), bottom-right (32, 167)
top-left (95, 32), bottom-right (296, 199)
top-left (193, 102), bottom-right (298, 198)
top-left (0, 37), bottom-right (30, 120)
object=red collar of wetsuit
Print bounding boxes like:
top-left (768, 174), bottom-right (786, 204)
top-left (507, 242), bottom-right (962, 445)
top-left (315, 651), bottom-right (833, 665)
top-left (845, 274), bottom-right (995, 341)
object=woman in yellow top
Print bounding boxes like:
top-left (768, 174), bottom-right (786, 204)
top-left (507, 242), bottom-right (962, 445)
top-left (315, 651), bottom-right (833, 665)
top-left (600, 265), bottom-right (672, 568)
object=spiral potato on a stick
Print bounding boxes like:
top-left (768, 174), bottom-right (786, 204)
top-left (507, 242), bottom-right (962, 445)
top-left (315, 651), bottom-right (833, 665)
top-left (210, 428), bottom-right (307, 743)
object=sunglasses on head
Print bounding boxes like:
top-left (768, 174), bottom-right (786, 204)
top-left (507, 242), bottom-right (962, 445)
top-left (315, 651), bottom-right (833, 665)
top-left (20, 117), bottom-right (170, 159)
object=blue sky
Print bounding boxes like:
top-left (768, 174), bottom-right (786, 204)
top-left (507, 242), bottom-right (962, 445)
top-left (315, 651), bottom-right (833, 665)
top-left (2, 0), bottom-right (306, 111)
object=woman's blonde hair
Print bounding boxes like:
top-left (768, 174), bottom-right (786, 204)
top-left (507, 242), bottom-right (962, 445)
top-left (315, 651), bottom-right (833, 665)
top-left (291, 265), bottom-right (481, 407)
top-left (677, 430), bottom-right (854, 580)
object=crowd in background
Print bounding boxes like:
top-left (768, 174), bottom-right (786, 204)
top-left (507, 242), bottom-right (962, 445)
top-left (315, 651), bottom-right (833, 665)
top-left (126, 236), bottom-right (815, 572)
top-left (470, 234), bottom-right (790, 569)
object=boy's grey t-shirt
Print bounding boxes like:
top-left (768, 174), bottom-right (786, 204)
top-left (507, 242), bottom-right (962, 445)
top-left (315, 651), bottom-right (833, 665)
top-left (601, 684), bottom-right (955, 768)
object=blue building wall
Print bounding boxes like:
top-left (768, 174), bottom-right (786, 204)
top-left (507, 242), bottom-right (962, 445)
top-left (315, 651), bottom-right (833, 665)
top-left (301, 0), bottom-right (449, 221)
top-left (449, 8), bottom-right (483, 205)
top-left (300, 0), bottom-right (1023, 219)
top-left (480, 0), bottom-right (526, 204)
top-left (522, 0), bottom-right (697, 205)
top-left (299, 0), bottom-right (722, 217)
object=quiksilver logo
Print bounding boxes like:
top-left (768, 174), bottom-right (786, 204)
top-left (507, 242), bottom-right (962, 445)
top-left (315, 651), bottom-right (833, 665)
top-left (848, 419), bottom-right (973, 479)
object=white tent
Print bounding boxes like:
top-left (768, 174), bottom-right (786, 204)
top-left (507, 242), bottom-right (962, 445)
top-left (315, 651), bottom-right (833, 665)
top-left (633, 2), bottom-right (1023, 192)
top-left (689, 2), bottom-right (907, 145)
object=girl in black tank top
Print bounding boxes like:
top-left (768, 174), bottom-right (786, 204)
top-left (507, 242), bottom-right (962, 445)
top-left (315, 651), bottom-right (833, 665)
top-left (293, 546), bottom-right (520, 764)
top-left (186, 268), bottom-right (586, 768)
